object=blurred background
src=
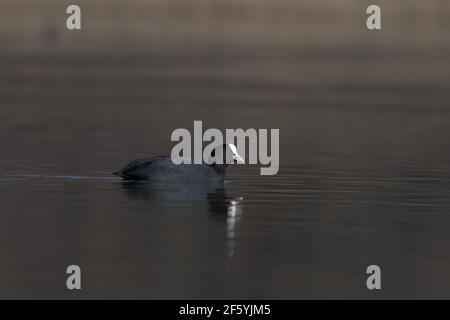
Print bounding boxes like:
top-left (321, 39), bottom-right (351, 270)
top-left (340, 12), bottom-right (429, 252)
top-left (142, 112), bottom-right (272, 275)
top-left (1, 0), bottom-right (450, 111)
top-left (1, 1), bottom-right (450, 299)
top-left (2, 0), bottom-right (450, 51)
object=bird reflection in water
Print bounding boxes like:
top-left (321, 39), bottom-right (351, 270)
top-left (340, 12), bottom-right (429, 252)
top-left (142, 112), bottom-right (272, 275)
top-left (208, 192), bottom-right (244, 262)
top-left (119, 181), bottom-right (243, 262)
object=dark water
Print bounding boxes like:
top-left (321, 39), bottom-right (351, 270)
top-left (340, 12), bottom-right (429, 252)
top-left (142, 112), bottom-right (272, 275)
top-left (1, 49), bottom-right (450, 299)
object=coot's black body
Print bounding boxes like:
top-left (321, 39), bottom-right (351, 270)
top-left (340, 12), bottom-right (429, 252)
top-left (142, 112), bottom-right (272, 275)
top-left (114, 144), bottom-right (244, 182)
top-left (114, 156), bottom-right (227, 182)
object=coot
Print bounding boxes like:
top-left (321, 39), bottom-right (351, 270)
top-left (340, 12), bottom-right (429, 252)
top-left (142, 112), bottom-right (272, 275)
top-left (114, 144), bottom-right (244, 181)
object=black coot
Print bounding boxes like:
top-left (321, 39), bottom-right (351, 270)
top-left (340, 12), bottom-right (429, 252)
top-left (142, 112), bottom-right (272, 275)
top-left (114, 144), bottom-right (244, 181)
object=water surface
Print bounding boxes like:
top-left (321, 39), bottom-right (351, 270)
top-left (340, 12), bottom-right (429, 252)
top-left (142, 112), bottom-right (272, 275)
top-left (1, 51), bottom-right (450, 299)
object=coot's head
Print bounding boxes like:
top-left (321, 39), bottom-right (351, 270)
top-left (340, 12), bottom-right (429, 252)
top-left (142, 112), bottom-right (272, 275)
top-left (208, 144), bottom-right (244, 165)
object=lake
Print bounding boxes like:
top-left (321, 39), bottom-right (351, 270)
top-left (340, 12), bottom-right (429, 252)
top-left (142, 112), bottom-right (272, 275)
top-left (1, 47), bottom-right (450, 299)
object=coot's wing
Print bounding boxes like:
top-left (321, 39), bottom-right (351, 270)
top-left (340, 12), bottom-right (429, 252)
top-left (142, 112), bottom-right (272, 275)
top-left (114, 156), bottom-right (222, 181)
top-left (114, 156), bottom-right (173, 179)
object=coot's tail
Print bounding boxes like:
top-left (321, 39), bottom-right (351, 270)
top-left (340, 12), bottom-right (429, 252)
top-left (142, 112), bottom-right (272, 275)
top-left (113, 170), bottom-right (123, 177)
top-left (114, 171), bottom-right (134, 180)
